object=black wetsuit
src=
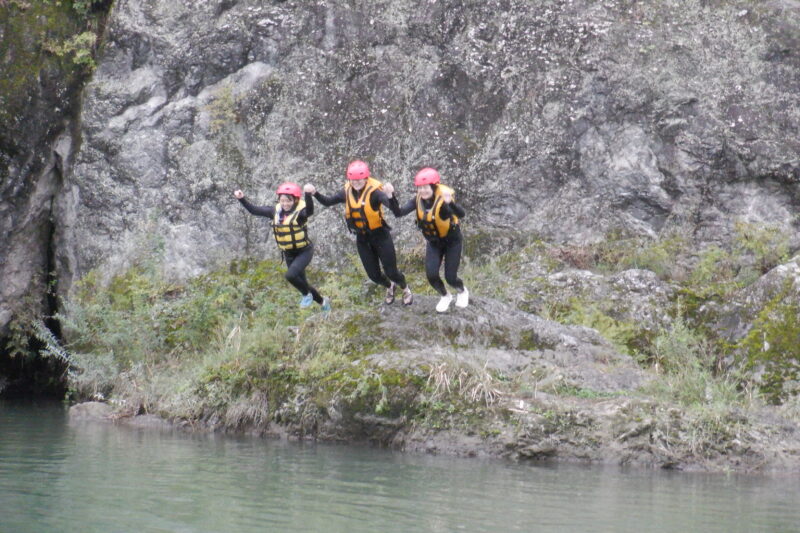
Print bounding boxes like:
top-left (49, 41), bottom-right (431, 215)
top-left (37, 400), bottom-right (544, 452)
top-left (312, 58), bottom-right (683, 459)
top-left (395, 190), bottom-right (466, 296)
top-left (238, 193), bottom-right (323, 304)
top-left (314, 188), bottom-right (407, 290)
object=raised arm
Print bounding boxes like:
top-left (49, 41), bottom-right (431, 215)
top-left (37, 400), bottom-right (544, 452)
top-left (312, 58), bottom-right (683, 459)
top-left (451, 202), bottom-right (466, 218)
top-left (234, 190), bottom-right (275, 218)
top-left (438, 202), bottom-right (465, 219)
top-left (439, 189), bottom-right (465, 219)
top-left (379, 182), bottom-right (413, 217)
top-left (371, 189), bottom-right (399, 210)
top-left (302, 191), bottom-right (315, 217)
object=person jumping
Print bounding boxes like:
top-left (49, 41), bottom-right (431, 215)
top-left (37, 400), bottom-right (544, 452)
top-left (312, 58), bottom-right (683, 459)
top-left (389, 167), bottom-right (468, 313)
top-left (234, 183), bottom-right (330, 311)
top-left (307, 160), bottom-right (412, 305)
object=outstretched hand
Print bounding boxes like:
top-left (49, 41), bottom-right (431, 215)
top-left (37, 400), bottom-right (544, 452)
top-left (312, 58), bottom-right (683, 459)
top-left (441, 190), bottom-right (452, 203)
top-left (303, 183), bottom-right (316, 194)
top-left (383, 182), bottom-right (394, 197)
top-left (233, 190), bottom-right (244, 199)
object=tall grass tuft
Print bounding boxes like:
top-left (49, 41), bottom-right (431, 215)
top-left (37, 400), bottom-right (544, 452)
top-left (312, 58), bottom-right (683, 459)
top-left (641, 316), bottom-right (741, 408)
top-left (425, 356), bottom-right (504, 407)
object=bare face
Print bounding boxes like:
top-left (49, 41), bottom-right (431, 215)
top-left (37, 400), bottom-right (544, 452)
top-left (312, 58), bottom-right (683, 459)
top-left (417, 184), bottom-right (433, 200)
top-left (279, 194), bottom-right (296, 211)
top-left (350, 178), bottom-right (367, 191)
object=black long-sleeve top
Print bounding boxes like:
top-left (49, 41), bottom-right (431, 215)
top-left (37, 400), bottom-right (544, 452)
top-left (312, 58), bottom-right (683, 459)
top-left (238, 192), bottom-right (315, 224)
top-left (313, 187), bottom-right (399, 212)
top-left (394, 196), bottom-right (466, 220)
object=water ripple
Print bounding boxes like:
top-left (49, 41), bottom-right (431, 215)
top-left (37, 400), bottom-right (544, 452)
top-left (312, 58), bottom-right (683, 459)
top-left (2, 403), bottom-right (799, 533)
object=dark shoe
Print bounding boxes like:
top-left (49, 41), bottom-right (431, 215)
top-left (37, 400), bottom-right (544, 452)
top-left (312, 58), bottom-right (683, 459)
top-left (384, 282), bottom-right (396, 304)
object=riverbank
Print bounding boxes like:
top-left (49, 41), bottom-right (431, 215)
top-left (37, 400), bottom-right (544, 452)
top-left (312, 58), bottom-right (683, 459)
top-left (53, 245), bottom-right (800, 474)
top-left (69, 369), bottom-right (800, 475)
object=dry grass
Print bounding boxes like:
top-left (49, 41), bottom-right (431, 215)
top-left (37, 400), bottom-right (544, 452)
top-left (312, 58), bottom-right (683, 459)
top-left (426, 357), bottom-right (504, 406)
top-left (223, 390), bottom-right (271, 431)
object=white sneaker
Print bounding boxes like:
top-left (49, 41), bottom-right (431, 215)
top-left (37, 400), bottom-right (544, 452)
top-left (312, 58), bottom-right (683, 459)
top-left (455, 287), bottom-right (469, 308)
top-left (436, 293), bottom-right (453, 313)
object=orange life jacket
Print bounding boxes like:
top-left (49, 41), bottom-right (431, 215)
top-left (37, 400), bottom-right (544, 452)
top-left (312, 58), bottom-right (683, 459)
top-left (344, 177), bottom-right (385, 233)
top-left (416, 184), bottom-right (458, 240)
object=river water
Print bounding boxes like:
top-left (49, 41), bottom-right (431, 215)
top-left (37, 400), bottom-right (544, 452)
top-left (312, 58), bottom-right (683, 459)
top-left (1, 402), bottom-right (798, 533)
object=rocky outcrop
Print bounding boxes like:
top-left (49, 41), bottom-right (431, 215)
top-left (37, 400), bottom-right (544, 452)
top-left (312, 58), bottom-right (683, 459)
top-left (368, 293), bottom-right (652, 391)
top-left (0, 3), bottom-right (112, 338)
top-left (711, 255), bottom-right (800, 342)
top-left (50, 0), bottom-right (800, 304)
top-left (526, 267), bottom-right (675, 331)
top-left (0, 8), bottom-right (80, 336)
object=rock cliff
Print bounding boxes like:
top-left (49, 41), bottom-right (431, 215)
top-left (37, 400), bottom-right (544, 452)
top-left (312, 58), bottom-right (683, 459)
top-left (2, 0), bottom-right (799, 372)
top-left (54, 0), bottom-right (800, 301)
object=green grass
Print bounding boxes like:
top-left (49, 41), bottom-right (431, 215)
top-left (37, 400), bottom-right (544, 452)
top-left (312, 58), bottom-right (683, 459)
top-left (58, 255), bottom-right (499, 432)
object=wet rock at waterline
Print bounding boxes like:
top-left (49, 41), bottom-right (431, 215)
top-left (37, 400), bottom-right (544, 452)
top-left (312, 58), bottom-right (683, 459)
top-left (69, 401), bottom-right (113, 420)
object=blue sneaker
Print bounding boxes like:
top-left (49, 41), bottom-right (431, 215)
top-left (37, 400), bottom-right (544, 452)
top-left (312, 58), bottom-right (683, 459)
top-left (300, 293), bottom-right (314, 308)
top-left (321, 297), bottom-right (331, 312)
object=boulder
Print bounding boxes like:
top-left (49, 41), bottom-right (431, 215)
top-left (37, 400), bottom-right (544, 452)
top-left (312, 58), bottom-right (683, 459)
top-left (68, 401), bottom-right (113, 420)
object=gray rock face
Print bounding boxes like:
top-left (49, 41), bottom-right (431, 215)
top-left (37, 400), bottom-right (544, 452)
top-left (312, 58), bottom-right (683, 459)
top-left (0, 50), bottom-right (83, 336)
top-left (365, 294), bottom-right (654, 398)
top-left (3, 0), bottom-right (800, 334)
top-left (529, 268), bottom-right (675, 332)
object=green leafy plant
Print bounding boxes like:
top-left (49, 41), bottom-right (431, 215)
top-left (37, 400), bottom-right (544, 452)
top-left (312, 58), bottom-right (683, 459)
top-left (71, 0), bottom-right (102, 17)
top-left (205, 85), bottom-right (239, 133)
top-left (43, 31), bottom-right (98, 69)
top-left (558, 300), bottom-right (641, 357)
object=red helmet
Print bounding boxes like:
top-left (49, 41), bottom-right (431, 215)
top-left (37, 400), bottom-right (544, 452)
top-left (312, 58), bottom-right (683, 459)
top-left (346, 160), bottom-right (370, 180)
top-left (414, 167), bottom-right (440, 186)
top-left (276, 182), bottom-right (302, 198)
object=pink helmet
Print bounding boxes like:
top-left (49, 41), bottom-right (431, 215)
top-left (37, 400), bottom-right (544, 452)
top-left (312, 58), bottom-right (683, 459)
top-left (276, 182), bottom-right (302, 198)
top-left (346, 160), bottom-right (370, 180)
top-left (414, 167), bottom-right (440, 186)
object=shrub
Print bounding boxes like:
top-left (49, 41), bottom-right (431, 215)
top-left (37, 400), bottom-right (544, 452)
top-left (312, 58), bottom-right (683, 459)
top-left (43, 31), bottom-right (97, 69)
top-left (641, 316), bottom-right (741, 407)
top-left (733, 220), bottom-right (790, 274)
top-left (557, 300), bottom-right (642, 357)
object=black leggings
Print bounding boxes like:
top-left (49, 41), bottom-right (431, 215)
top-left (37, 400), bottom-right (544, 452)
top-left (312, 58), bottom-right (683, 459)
top-left (425, 231), bottom-right (464, 295)
top-left (284, 244), bottom-right (323, 303)
top-left (355, 228), bottom-right (407, 289)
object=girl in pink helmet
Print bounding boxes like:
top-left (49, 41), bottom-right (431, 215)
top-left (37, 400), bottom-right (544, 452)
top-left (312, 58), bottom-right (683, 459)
top-left (234, 183), bottom-right (330, 311)
top-left (307, 160), bottom-right (413, 306)
top-left (389, 167), bottom-right (469, 313)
